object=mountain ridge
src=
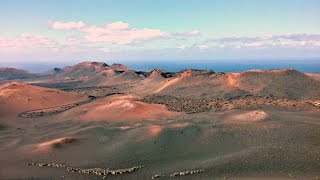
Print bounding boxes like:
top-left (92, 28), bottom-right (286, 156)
top-left (1, 61), bottom-right (320, 99)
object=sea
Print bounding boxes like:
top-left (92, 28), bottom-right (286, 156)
top-left (1, 59), bottom-right (320, 73)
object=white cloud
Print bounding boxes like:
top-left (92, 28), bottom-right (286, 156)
top-left (0, 33), bottom-right (59, 48)
top-left (66, 36), bottom-right (79, 42)
top-left (0, 38), bottom-right (15, 47)
top-left (99, 47), bottom-right (111, 53)
top-left (174, 30), bottom-right (200, 37)
top-left (177, 45), bottom-right (187, 50)
top-left (205, 33), bottom-right (320, 49)
top-left (243, 42), bottom-right (264, 48)
top-left (51, 21), bottom-right (85, 30)
top-left (176, 43), bottom-right (210, 51)
top-left (105, 21), bottom-right (130, 30)
top-left (84, 27), bottom-right (169, 45)
top-left (197, 44), bottom-right (209, 50)
top-left (51, 20), bottom-right (199, 45)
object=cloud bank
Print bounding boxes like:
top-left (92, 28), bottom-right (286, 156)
top-left (205, 34), bottom-right (320, 49)
top-left (1, 20), bottom-right (320, 62)
top-left (51, 21), bottom-right (199, 45)
top-left (0, 33), bottom-right (59, 48)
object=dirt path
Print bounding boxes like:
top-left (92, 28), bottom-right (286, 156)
top-left (18, 93), bottom-right (123, 118)
top-left (154, 77), bottom-right (181, 93)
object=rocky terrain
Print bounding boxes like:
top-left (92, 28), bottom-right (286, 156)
top-left (27, 162), bottom-right (144, 179)
top-left (0, 61), bottom-right (319, 179)
top-left (141, 94), bottom-right (317, 113)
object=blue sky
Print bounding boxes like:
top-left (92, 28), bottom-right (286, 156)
top-left (0, 0), bottom-right (319, 63)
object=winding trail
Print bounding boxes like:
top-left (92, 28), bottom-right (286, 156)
top-left (154, 77), bottom-right (181, 93)
top-left (18, 93), bottom-right (123, 118)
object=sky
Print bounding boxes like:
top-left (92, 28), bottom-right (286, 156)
top-left (0, 0), bottom-right (320, 64)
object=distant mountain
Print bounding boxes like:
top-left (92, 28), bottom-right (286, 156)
top-left (0, 67), bottom-right (37, 82)
top-left (47, 68), bottom-right (63, 75)
top-left (79, 69), bottom-right (143, 87)
top-left (109, 63), bottom-right (131, 71)
top-left (56, 61), bottom-right (109, 80)
top-left (1, 61), bottom-right (319, 100)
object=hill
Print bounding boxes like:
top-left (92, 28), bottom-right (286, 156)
top-left (56, 61), bottom-right (109, 80)
top-left (0, 82), bottom-right (86, 116)
top-left (157, 69), bottom-right (320, 99)
top-left (0, 67), bottom-right (37, 83)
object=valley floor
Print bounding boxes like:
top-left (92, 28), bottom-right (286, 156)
top-left (0, 91), bottom-right (319, 179)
